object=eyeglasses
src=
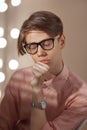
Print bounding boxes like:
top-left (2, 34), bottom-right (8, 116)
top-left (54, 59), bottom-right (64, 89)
top-left (23, 37), bottom-right (55, 55)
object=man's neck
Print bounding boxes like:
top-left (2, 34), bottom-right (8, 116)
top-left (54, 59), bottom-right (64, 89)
top-left (44, 60), bottom-right (64, 81)
top-left (55, 60), bottom-right (64, 76)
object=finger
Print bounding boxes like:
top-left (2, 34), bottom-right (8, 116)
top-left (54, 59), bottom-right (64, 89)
top-left (33, 63), bottom-right (49, 72)
top-left (32, 62), bottom-right (49, 76)
top-left (33, 65), bottom-right (45, 78)
top-left (38, 62), bottom-right (49, 69)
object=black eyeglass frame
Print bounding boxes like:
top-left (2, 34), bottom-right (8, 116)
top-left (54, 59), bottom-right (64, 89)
top-left (23, 37), bottom-right (55, 55)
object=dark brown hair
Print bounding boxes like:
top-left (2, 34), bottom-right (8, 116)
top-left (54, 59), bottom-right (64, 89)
top-left (17, 11), bottom-right (63, 55)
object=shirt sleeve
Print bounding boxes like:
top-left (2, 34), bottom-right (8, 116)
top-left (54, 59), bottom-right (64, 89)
top-left (42, 121), bottom-right (57, 130)
top-left (0, 85), bottom-right (18, 130)
top-left (0, 68), bottom-right (33, 130)
top-left (42, 84), bottom-right (87, 130)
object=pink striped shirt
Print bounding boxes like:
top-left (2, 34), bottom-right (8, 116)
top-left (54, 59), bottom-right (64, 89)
top-left (0, 65), bottom-right (87, 130)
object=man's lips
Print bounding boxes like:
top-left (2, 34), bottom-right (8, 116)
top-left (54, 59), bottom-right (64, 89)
top-left (40, 59), bottom-right (50, 64)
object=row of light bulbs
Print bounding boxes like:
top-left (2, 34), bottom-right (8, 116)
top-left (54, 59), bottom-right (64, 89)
top-left (0, 59), bottom-right (19, 83)
top-left (0, 25), bottom-right (20, 84)
top-left (0, 59), bottom-right (19, 70)
top-left (0, 26), bottom-right (19, 83)
top-left (0, 0), bottom-right (21, 12)
top-left (0, 27), bottom-right (20, 48)
top-left (0, 0), bottom-right (21, 99)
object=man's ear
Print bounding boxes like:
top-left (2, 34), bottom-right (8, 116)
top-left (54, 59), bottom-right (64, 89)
top-left (60, 34), bottom-right (65, 49)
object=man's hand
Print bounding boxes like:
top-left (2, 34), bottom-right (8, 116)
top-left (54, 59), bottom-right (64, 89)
top-left (31, 62), bottom-right (49, 91)
top-left (30, 62), bottom-right (49, 130)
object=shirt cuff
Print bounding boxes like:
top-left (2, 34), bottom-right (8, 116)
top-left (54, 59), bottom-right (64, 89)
top-left (42, 121), bottom-right (56, 130)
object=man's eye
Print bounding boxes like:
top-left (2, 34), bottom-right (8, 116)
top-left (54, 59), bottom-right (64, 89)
top-left (44, 40), bottom-right (52, 46)
top-left (29, 44), bottom-right (37, 49)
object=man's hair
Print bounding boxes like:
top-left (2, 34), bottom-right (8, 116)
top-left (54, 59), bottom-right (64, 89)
top-left (17, 11), bottom-right (63, 55)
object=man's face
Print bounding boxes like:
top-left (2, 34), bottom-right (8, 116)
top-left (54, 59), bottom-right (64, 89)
top-left (25, 30), bottom-right (65, 75)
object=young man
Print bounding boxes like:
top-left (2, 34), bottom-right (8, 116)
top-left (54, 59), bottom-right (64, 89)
top-left (0, 11), bottom-right (87, 130)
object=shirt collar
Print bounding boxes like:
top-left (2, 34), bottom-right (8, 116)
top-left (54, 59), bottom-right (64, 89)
top-left (43, 64), bottom-right (69, 87)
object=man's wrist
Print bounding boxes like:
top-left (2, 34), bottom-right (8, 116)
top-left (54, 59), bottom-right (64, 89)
top-left (31, 101), bottom-right (46, 110)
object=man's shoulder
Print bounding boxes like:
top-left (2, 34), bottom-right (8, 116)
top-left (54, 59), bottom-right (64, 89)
top-left (12, 66), bottom-right (33, 78)
top-left (67, 66), bottom-right (87, 90)
top-left (7, 66), bottom-right (33, 89)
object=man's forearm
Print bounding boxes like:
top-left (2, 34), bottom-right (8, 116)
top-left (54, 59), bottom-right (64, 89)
top-left (30, 89), bottom-right (47, 130)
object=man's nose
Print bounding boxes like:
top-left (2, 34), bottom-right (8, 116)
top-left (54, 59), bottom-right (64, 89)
top-left (37, 45), bottom-right (47, 56)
